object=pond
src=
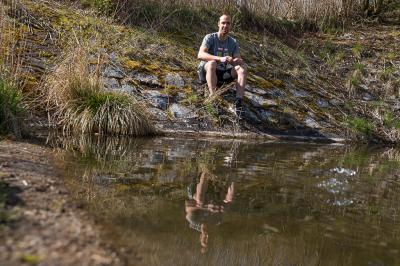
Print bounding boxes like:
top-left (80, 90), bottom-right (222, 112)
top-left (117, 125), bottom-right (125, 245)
top-left (54, 136), bottom-right (400, 265)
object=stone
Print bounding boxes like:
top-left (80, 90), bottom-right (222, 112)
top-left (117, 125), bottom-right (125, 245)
top-left (148, 107), bottom-right (168, 120)
top-left (165, 73), bottom-right (185, 89)
top-left (130, 71), bottom-right (160, 87)
top-left (266, 88), bottom-right (285, 99)
top-left (108, 52), bottom-right (118, 62)
top-left (362, 92), bottom-right (374, 101)
top-left (142, 90), bottom-right (169, 110)
top-left (120, 84), bottom-right (139, 94)
top-left (329, 98), bottom-right (343, 106)
top-left (169, 103), bottom-right (197, 119)
top-left (245, 92), bottom-right (277, 107)
top-left (103, 78), bottom-right (120, 90)
top-left (243, 106), bottom-right (261, 124)
top-left (245, 85), bottom-right (267, 95)
top-left (257, 109), bottom-right (274, 122)
top-left (305, 117), bottom-right (321, 129)
top-left (316, 98), bottom-right (329, 108)
top-left (290, 89), bottom-right (309, 98)
top-left (103, 66), bottom-right (124, 79)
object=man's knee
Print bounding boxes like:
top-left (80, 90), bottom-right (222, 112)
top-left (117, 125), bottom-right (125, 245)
top-left (235, 65), bottom-right (247, 77)
top-left (205, 60), bottom-right (217, 72)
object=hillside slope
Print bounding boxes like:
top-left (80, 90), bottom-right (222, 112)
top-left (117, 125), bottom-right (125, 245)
top-left (1, 0), bottom-right (399, 143)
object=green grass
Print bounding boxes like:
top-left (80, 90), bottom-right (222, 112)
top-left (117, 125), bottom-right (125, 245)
top-left (0, 78), bottom-right (24, 136)
top-left (347, 117), bottom-right (374, 138)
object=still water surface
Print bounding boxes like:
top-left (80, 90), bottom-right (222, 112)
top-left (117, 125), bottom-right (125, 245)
top-left (57, 136), bottom-right (400, 265)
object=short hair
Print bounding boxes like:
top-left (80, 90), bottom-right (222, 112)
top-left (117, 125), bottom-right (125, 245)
top-left (219, 14), bottom-right (231, 22)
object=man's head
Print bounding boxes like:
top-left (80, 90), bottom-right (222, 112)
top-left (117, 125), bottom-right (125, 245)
top-left (218, 14), bottom-right (231, 37)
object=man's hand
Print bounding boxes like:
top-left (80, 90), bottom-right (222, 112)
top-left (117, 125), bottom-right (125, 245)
top-left (220, 56), bottom-right (233, 64)
top-left (232, 58), bottom-right (243, 66)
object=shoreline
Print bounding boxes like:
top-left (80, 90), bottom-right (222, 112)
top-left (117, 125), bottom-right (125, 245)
top-left (0, 139), bottom-right (122, 265)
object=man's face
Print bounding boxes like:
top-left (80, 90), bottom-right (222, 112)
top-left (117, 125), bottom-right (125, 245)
top-left (218, 15), bottom-right (231, 36)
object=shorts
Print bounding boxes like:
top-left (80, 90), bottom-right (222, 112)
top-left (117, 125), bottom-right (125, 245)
top-left (198, 65), bottom-right (234, 84)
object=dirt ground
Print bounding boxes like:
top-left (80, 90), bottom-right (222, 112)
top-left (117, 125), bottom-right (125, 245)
top-left (0, 139), bottom-right (122, 266)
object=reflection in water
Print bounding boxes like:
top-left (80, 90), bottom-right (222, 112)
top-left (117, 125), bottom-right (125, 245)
top-left (185, 170), bottom-right (235, 253)
top-left (54, 134), bottom-right (400, 266)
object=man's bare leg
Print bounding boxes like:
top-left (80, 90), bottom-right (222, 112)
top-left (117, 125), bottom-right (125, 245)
top-left (231, 65), bottom-right (247, 98)
top-left (205, 60), bottom-right (218, 96)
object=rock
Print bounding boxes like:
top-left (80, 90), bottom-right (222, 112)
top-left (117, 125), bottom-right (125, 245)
top-left (245, 92), bottom-right (277, 107)
top-left (362, 92), bottom-right (374, 101)
top-left (103, 66), bottom-right (124, 79)
top-left (266, 88), bottom-right (285, 99)
top-left (165, 73), bottom-right (185, 89)
top-left (108, 52), bottom-right (118, 62)
top-left (329, 98), bottom-right (343, 106)
top-left (257, 109), bottom-right (274, 122)
top-left (290, 89), bottom-right (309, 98)
top-left (245, 85), bottom-right (267, 95)
top-left (142, 90), bottom-right (169, 110)
top-left (305, 117), bottom-right (321, 129)
top-left (120, 84), bottom-right (139, 94)
top-left (148, 107), bottom-right (168, 120)
top-left (243, 106), bottom-right (261, 124)
top-left (169, 103), bottom-right (197, 119)
top-left (103, 78), bottom-right (120, 90)
top-left (130, 71), bottom-right (160, 87)
top-left (316, 98), bottom-right (329, 108)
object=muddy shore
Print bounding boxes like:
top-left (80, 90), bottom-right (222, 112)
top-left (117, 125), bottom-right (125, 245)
top-left (0, 139), bottom-right (122, 266)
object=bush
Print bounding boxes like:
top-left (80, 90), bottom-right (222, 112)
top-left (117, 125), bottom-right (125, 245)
top-left (0, 78), bottom-right (24, 137)
top-left (45, 47), bottom-right (156, 136)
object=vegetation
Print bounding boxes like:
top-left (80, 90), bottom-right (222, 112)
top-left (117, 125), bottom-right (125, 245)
top-left (45, 48), bottom-right (155, 136)
top-left (0, 78), bottom-right (25, 137)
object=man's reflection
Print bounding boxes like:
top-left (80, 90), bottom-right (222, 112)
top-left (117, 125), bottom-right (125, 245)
top-left (185, 170), bottom-right (235, 253)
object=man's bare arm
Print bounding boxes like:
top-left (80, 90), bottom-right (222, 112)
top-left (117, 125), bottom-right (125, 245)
top-left (198, 46), bottom-right (232, 63)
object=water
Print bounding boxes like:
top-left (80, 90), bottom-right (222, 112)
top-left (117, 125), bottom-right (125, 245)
top-left (55, 136), bottom-right (400, 265)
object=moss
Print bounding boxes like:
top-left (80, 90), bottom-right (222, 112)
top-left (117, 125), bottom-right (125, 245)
top-left (162, 85), bottom-right (180, 97)
top-left (20, 254), bottom-right (41, 265)
top-left (248, 75), bottom-right (274, 89)
top-left (122, 59), bottom-right (142, 70)
top-left (271, 79), bottom-right (285, 88)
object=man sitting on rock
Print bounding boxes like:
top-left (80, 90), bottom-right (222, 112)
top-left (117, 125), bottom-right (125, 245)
top-left (197, 14), bottom-right (247, 117)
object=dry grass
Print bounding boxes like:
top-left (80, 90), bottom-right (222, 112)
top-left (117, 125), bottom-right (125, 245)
top-left (45, 46), bottom-right (156, 136)
top-left (0, 2), bottom-right (26, 137)
top-left (103, 0), bottom-right (367, 32)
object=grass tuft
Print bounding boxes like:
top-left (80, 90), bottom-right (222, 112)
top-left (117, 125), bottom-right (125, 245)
top-left (0, 78), bottom-right (25, 137)
top-left (45, 47), bottom-right (156, 136)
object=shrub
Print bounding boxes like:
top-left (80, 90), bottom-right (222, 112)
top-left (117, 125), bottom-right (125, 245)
top-left (45, 47), bottom-right (156, 136)
top-left (0, 78), bottom-right (24, 137)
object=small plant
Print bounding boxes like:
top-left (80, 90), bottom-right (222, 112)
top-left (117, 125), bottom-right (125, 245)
top-left (354, 62), bottom-right (366, 74)
top-left (352, 43), bottom-right (363, 59)
top-left (383, 112), bottom-right (400, 129)
top-left (0, 78), bottom-right (24, 137)
top-left (347, 117), bottom-right (374, 137)
top-left (379, 66), bottom-right (396, 81)
top-left (204, 103), bottom-right (218, 116)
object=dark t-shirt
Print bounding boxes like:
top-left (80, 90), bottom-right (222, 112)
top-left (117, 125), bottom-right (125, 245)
top-left (198, 32), bottom-right (240, 71)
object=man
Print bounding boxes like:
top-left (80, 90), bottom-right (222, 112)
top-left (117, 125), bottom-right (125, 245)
top-left (197, 14), bottom-right (247, 116)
